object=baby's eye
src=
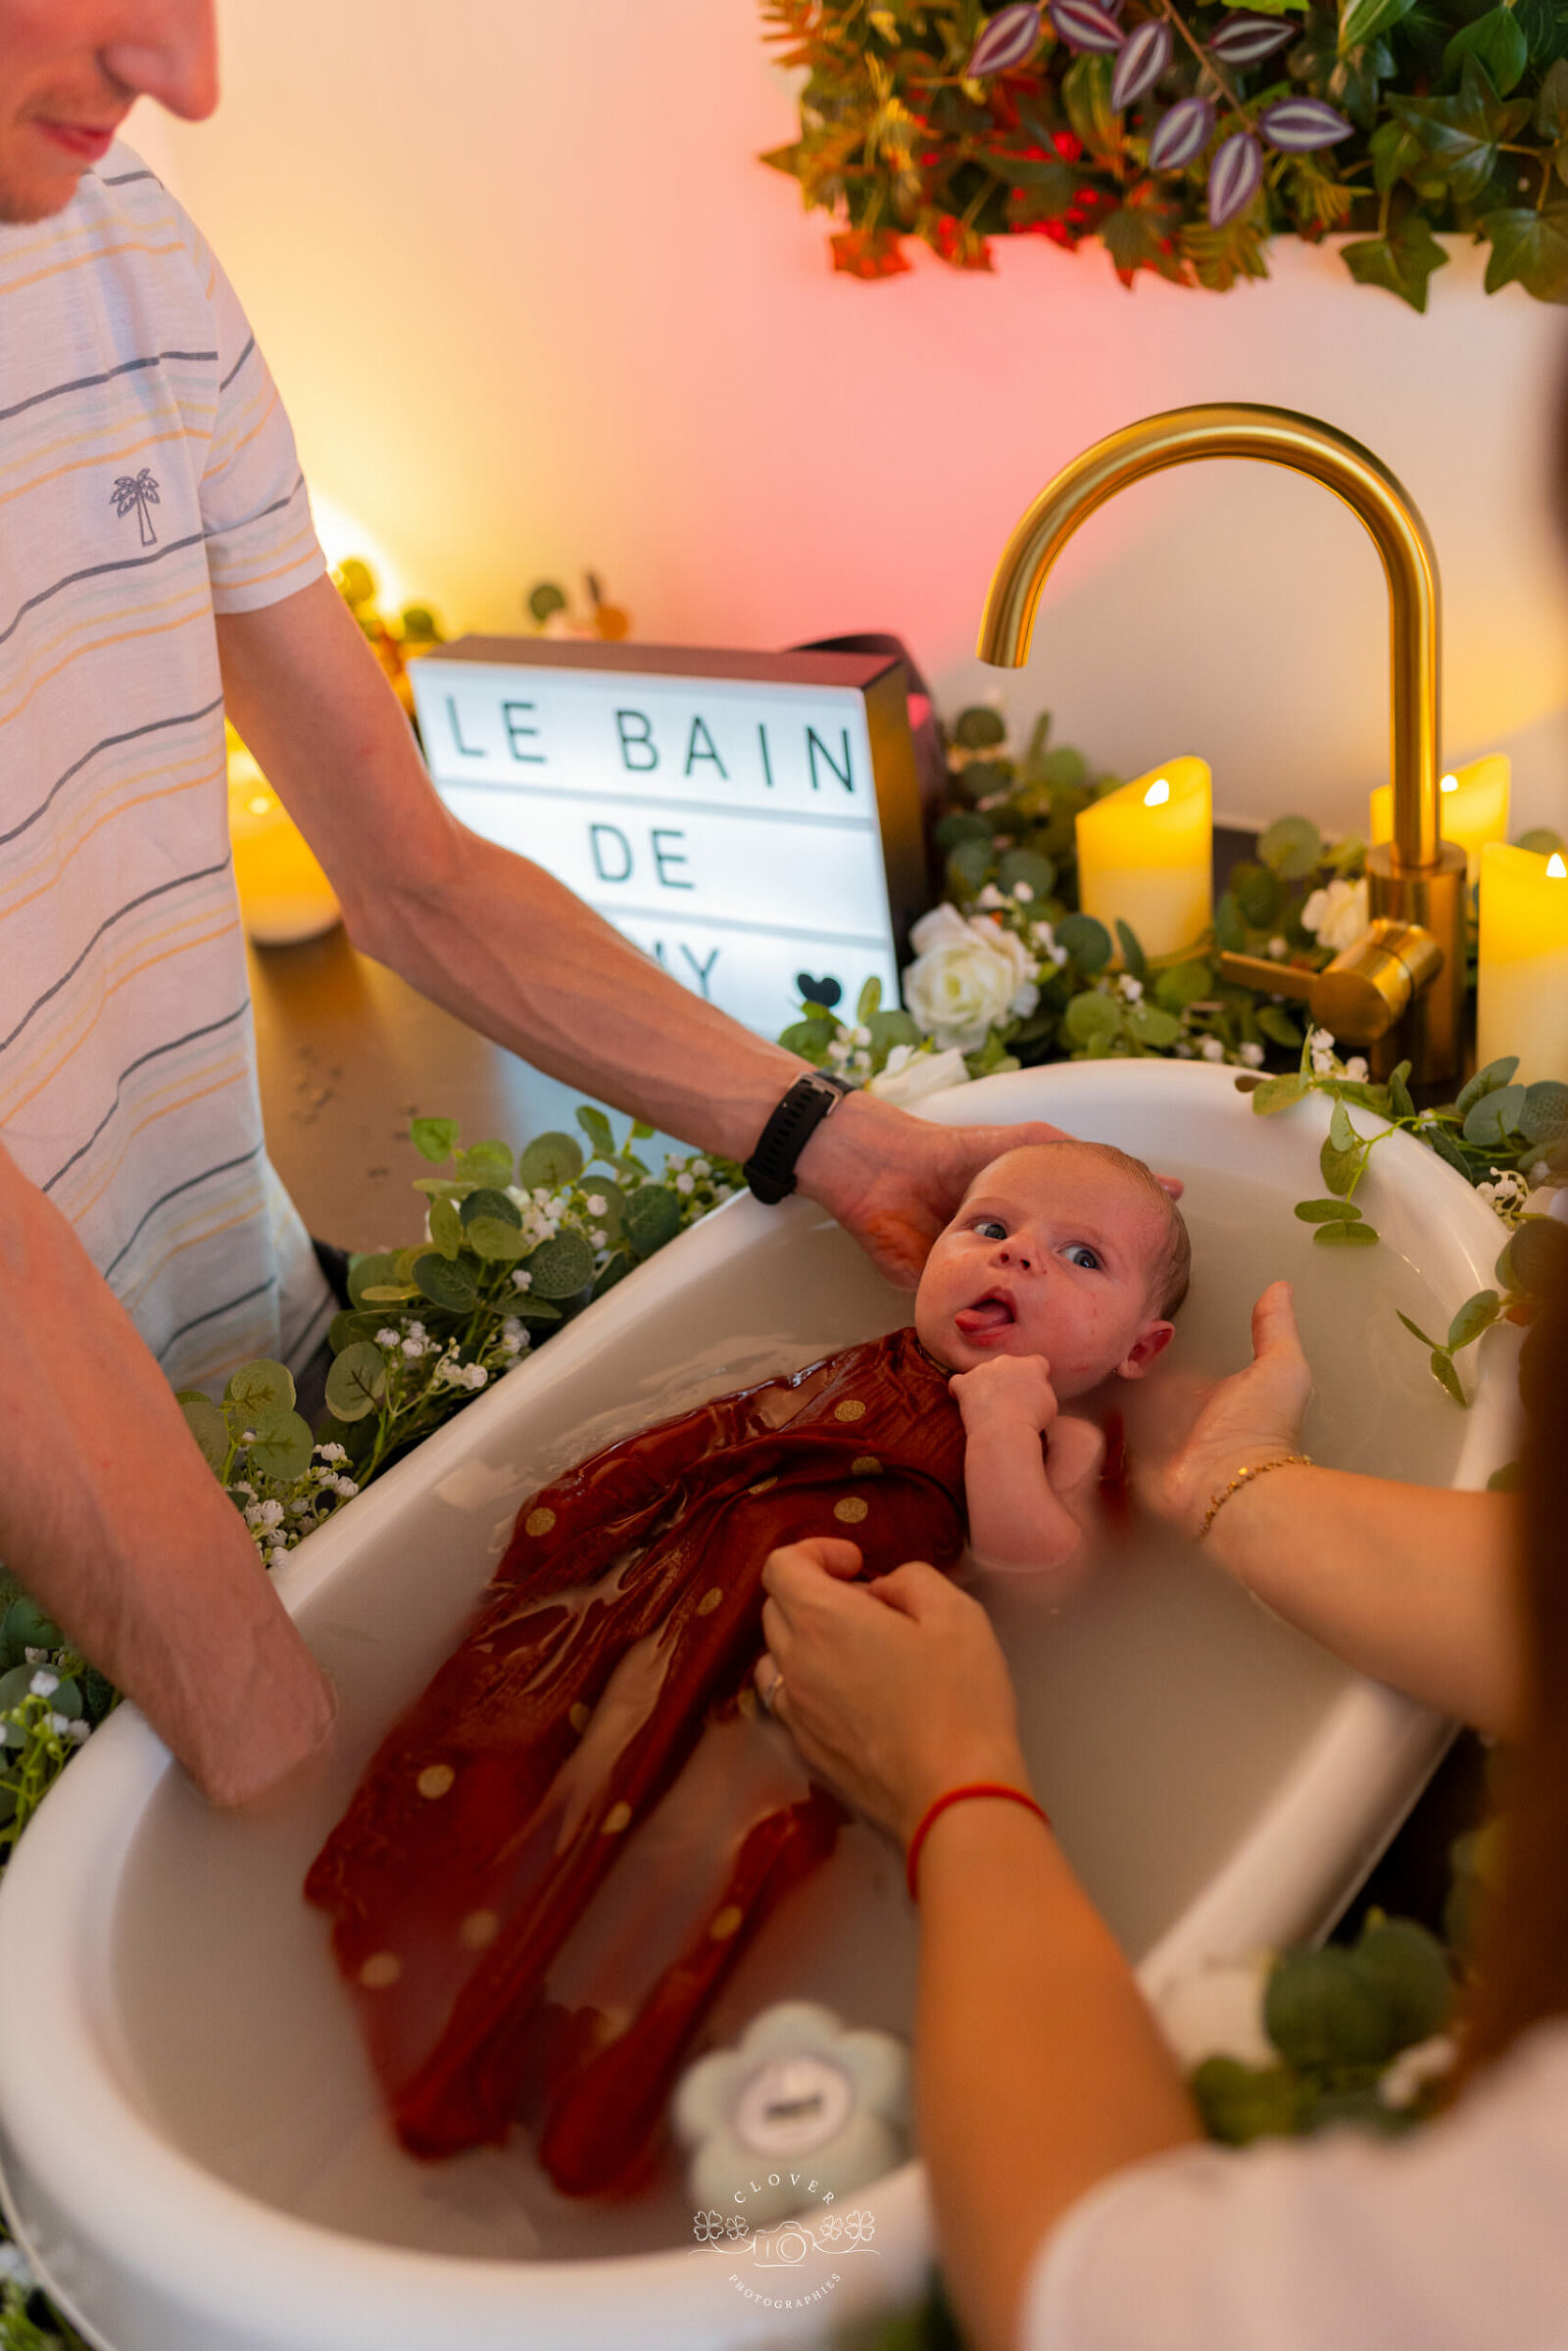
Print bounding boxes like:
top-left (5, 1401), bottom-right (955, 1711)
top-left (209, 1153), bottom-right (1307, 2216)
top-left (973, 1216), bottom-right (1008, 1241)
top-left (1062, 1244), bottom-right (1102, 1271)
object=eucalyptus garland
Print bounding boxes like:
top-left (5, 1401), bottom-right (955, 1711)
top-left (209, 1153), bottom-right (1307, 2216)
top-left (761, 0), bottom-right (1568, 307)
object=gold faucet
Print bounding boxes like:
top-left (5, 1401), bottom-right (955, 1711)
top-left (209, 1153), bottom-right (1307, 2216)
top-left (976, 404), bottom-right (1467, 1086)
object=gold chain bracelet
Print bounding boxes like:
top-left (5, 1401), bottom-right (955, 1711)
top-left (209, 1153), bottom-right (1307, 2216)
top-left (1197, 1452), bottom-right (1312, 1542)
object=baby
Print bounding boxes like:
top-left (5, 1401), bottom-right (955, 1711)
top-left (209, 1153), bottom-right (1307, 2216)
top-left (307, 1139), bottom-right (1189, 2195)
top-left (920, 1140), bottom-right (1190, 1576)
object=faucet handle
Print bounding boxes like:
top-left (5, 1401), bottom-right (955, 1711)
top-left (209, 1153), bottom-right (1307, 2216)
top-left (1217, 918), bottom-right (1444, 1047)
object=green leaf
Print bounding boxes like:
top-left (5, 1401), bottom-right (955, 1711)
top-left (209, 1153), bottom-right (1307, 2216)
top-left (510, 1296), bottom-right (564, 1324)
top-left (358, 1282), bottom-right (418, 1304)
top-left (247, 1409), bottom-right (315, 1484)
top-left (1234, 861), bottom-right (1285, 929)
top-left (324, 1340), bottom-right (388, 1423)
top-left (1388, 1065), bottom-right (1416, 1120)
top-left (1393, 59), bottom-right (1530, 207)
top-left (1462, 1082), bottom-right (1526, 1148)
top-left (1064, 991), bottom-right (1122, 1048)
top-left (1369, 116), bottom-right (1427, 193)
top-left (1258, 815), bottom-right (1324, 879)
top-left (946, 838), bottom-right (996, 897)
top-left (934, 810), bottom-right (995, 852)
top-left (575, 1104), bottom-right (617, 1159)
top-left (1250, 1072), bottom-right (1307, 1114)
top-left (1343, 214), bottom-right (1450, 311)
top-left (223, 1358), bottom-right (296, 1427)
top-left (1488, 1459), bottom-right (1523, 1491)
top-left (1214, 892), bottom-right (1248, 953)
top-left (1397, 1306), bottom-right (1441, 1346)
top-left (1506, 1212), bottom-right (1568, 1293)
top-left (592, 1250), bottom-right (634, 1299)
top-left (466, 1215), bottom-right (528, 1263)
top-left (1296, 1197), bottom-right (1363, 1221)
top-left (622, 1182), bottom-right (684, 1258)
top-left (953, 705), bottom-right (1006, 750)
top-left (1519, 1079), bottom-right (1568, 1147)
top-left (2, 1596), bottom-right (65, 1657)
top-left (524, 1229), bottom-right (598, 1296)
top-left (1445, 6), bottom-right (1529, 94)
top-left (1191, 2057), bottom-right (1301, 2146)
top-left (347, 1250), bottom-right (401, 1308)
top-left (1315, 1218), bottom-right (1380, 1245)
top-left (1127, 1003), bottom-right (1182, 1049)
top-left (1516, 827), bottom-right (1568, 856)
top-left (1447, 1288), bottom-right (1500, 1350)
top-left (457, 1139), bottom-right (515, 1186)
top-left (1329, 1100), bottom-right (1357, 1152)
top-left (1340, 0), bottom-right (1417, 48)
top-left (1265, 1944), bottom-right (1395, 2068)
top-left (410, 1115), bottom-right (460, 1163)
top-left (857, 974), bottom-right (882, 1023)
top-left (868, 1007), bottom-right (923, 1057)
top-left (1115, 920), bottom-right (1148, 983)
top-left (180, 1394), bottom-right (230, 1473)
top-left (460, 1185), bottom-right (521, 1229)
top-left (778, 1018), bottom-right (835, 1062)
top-left (1456, 1056), bottom-right (1520, 1118)
top-left (1154, 959), bottom-right (1215, 1013)
top-left (1537, 54), bottom-right (1568, 138)
top-left (1054, 912), bottom-right (1113, 972)
top-left (998, 847), bottom-right (1057, 901)
top-left (428, 1196), bottom-right (463, 1257)
top-left (1481, 201), bottom-right (1568, 300)
top-left (415, 1252), bottom-right (479, 1312)
top-left (1429, 1347), bottom-right (1468, 1405)
top-left (516, 1132), bottom-right (584, 1190)
top-left (1426, 1122), bottom-right (1473, 1178)
top-left (1061, 52), bottom-right (1123, 158)
top-left (1257, 1004), bottom-right (1305, 1050)
top-left (327, 1306), bottom-right (391, 1354)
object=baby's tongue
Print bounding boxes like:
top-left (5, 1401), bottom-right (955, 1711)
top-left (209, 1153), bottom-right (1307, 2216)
top-left (956, 1298), bottom-right (1013, 1335)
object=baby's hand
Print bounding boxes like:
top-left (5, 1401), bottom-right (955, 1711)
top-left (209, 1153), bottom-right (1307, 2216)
top-left (950, 1354), bottom-right (1058, 1437)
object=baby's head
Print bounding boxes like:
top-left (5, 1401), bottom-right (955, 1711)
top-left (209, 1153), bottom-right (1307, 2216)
top-left (915, 1141), bottom-right (1190, 1398)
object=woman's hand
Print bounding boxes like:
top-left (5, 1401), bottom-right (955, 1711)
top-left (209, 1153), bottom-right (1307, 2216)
top-left (757, 1538), bottom-right (1029, 1845)
top-left (1126, 1279), bottom-right (1313, 1539)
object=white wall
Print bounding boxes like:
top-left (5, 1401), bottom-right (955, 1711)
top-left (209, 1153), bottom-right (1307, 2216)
top-left (141, 0), bottom-right (1568, 835)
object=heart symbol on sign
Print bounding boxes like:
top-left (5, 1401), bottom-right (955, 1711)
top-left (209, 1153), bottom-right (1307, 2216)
top-left (796, 974), bottom-right (843, 1008)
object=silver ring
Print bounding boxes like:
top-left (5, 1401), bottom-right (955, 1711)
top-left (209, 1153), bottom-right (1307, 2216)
top-left (758, 1668), bottom-right (784, 1717)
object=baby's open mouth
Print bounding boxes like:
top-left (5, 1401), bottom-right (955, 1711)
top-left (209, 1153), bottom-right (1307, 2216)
top-left (956, 1289), bottom-right (1016, 1336)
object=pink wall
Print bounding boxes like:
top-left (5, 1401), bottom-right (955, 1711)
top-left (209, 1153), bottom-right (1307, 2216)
top-left (139, 0), bottom-right (1568, 835)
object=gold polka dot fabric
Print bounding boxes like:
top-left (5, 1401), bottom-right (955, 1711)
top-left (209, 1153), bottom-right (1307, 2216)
top-left (306, 1325), bottom-right (966, 2192)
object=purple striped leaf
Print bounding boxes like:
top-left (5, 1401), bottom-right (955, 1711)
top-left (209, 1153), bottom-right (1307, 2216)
top-left (1207, 12), bottom-right (1298, 66)
top-left (965, 3), bottom-right (1045, 76)
top-left (1048, 0), bottom-right (1126, 52)
top-left (1110, 19), bottom-right (1173, 109)
top-left (1257, 96), bottom-right (1354, 151)
top-left (1147, 94), bottom-right (1214, 170)
top-left (1207, 127), bottom-right (1265, 223)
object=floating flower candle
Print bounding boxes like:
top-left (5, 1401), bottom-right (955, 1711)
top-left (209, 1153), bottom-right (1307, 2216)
top-left (1074, 755), bottom-right (1212, 959)
top-left (1477, 841), bottom-right (1568, 1082)
top-left (226, 738), bottom-right (341, 947)
top-left (1371, 755), bottom-right (1510, 884)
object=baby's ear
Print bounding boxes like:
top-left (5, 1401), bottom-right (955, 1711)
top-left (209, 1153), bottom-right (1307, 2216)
top-left (1115, 1320), bottom-right (1175, 1381)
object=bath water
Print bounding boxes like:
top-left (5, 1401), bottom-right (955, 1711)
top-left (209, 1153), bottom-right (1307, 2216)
top-left (106, 1160), bottom-right (1494, 2263)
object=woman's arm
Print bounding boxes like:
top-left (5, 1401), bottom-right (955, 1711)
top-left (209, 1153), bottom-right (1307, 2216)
top-left (1129, 1282), bottom-right (1524, 1739)
top-left (757, 1542), bottom-right (1200, 2351)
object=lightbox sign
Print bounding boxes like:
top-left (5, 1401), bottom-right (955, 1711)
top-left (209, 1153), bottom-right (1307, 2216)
top-left (410, 638), bottom-right (925, 1036)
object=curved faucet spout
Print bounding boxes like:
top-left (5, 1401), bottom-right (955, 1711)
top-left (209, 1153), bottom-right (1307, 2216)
top-left (977, 403), bottom-right (1443, 872)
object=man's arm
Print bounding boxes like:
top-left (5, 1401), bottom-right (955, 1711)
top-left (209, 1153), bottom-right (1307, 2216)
top-left (215, 578), bottom-right (1077, 1286)
top-left (0, 1144), bottom-right (334, 1804)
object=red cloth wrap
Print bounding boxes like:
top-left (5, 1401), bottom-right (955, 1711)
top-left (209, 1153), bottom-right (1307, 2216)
top-left (305, 1326), bottom-right (965, 2183)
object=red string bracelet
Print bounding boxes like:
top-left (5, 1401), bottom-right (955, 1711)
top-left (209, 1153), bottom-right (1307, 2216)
top-left (905, 1782), bottom-right (1051, 1902)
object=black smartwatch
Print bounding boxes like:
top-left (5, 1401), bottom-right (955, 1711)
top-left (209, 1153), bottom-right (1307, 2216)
top-left (743, 1072), bottom-right (855, 1205)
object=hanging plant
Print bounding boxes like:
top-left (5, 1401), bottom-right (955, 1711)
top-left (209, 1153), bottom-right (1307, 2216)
top-left (760, 0), bottom-right (1568, 308)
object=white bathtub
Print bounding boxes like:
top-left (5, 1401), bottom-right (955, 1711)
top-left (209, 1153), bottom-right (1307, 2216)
top-left (0, 1062), bottom-right (1519, 2351)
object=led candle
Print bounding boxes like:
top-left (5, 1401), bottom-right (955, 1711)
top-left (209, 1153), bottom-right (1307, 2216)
top-left (1477, 841), bottom-right (1568, 1081)
top-left (1074, 755), bottom-right (1212, 960)
top-left (1371, 754), bottom-right (1510, 883)
top-left (227, 740), bottom-right (341, 946)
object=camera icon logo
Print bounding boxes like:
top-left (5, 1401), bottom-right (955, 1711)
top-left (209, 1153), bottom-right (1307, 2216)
top-left (748, 2223), bottom-right (819, 2269)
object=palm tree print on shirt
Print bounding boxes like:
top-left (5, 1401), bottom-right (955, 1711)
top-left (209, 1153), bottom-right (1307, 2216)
top-left (110, 467), bottom-right (161, 546)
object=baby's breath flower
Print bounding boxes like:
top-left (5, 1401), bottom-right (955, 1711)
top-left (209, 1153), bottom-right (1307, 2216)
top-left (375, 1327), bottom-right (399, 1347)
top-left (317, 1442), bottom-right (347, 1464)
top-left (333, 1476), bottom-right (359, 1498)
top-left (691, 1158), bottom-right (710, 1178)
top-left (47, 1711), bottom-right (72, 1736)
top-left (464, 1364), bottom-right (488, 1391)
top-left (512, 1268), bottom-right (533, 1292)
top-left (1266, 936), bottom-right (1289, 961)
top-left (675, 1172), bottom-right (695, 1196)
top-left (65, 1718), bottom-right (90, 1744)
top-left (585, 1194), bottom-right (608, 1216)
top-left (28, 1669), bottom-right (59, 1699)
top-left (1117, 974), bottom-right (1143, 1003)
top-left (1344, 1055), bottom-right (1369, 1082)
top-left (590, 1227), bottom-right (608, 1248)
top-left (851, 1024), bottom-right (872, 1046)
top-left (1239, 1041), bottom-right (1265, 1068)
top-left (401, 1336), bottom-right (424, 1360)
top-left (1011, 881), bottom-right (1035, 904)
top-left (1530, 1160), bottom-right (1551, 1187)
top-left (1200, 1036), bottom-right (1226, 1062)
top-left (976, 883), bottom-right (1006, 910)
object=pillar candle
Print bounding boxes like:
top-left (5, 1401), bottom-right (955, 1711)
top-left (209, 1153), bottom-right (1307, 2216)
top-left (1074, 756), bottom-right (1211, 960)
top-left (1476, 841), bottom-right (1568, 1081)
top-left (227, 741), bottom-right (341, 946)
top-left (1371, 754), bottom-right (1510, 884)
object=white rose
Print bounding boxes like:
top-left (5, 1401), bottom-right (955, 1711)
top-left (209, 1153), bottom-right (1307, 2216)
top-left (903, 906), bottom-right (1039, 1052)
top-left (1300, 877), bottom-right (1370, 955)
top-left (868, 1044), bottom-right (972, 1106)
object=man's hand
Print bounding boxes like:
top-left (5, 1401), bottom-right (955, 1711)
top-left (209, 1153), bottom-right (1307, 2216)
top-left (1126, 1279), bottom-right (1313, 1538)
top-left (950, 1353), bottom-right (1059, 1439)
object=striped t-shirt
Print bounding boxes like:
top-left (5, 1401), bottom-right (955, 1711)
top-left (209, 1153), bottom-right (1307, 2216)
top-left (0, 142), bottom-right (333, 1395)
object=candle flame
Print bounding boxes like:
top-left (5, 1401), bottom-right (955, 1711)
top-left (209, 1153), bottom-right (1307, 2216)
top-left (1440, 773), bottom-right (1458, 793)
top-left (1144, 778), bottom-right (1171, 808)
top-left (1548, 854), bottom-right (1567, 879)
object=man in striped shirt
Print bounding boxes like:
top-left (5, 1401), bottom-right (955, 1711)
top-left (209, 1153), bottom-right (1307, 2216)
top-left (0, 1), bottom-right (1069, 1808)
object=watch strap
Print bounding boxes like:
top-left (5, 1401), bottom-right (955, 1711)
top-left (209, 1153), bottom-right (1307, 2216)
top-left (743, 1072), bottom-right (854, 1205)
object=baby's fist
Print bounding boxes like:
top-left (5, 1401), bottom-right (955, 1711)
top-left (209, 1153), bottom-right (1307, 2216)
top-left (950, 1354), bottom-right (1058, 1435)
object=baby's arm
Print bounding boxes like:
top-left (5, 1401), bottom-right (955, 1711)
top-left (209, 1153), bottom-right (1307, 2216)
top-left (950, 1356), bottom-right (1105, 1577)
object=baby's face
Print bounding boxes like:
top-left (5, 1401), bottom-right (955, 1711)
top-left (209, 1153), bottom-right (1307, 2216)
top-left (914, 1145), bottom-right (1176, 1397)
